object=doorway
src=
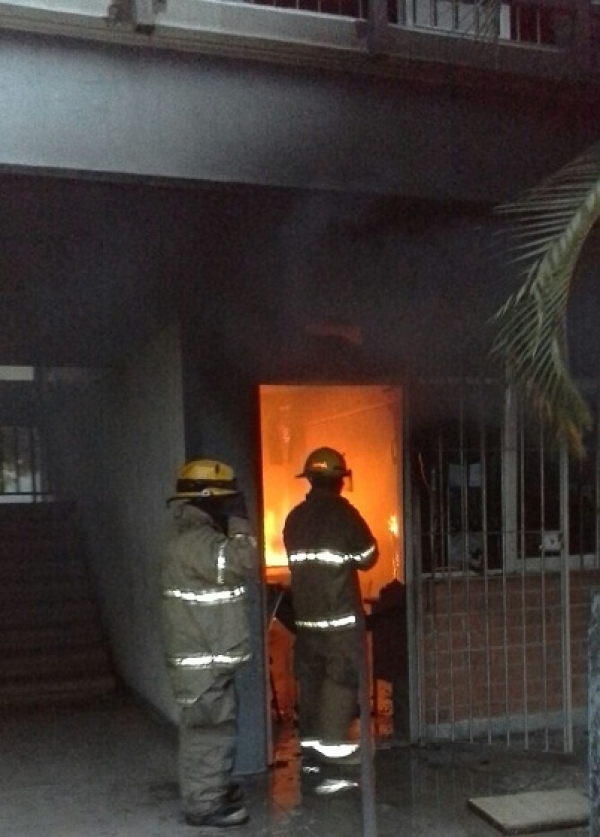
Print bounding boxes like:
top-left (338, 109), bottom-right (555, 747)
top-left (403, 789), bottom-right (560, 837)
top-left (258, 383), bottom-right (404, 737)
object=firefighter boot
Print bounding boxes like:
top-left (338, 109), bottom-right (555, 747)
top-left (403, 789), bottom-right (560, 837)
top-left (184, 802), bottom-right (249, 828)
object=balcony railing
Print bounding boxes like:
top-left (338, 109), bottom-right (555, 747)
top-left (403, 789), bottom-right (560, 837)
top-left (239, 0), bottom-right (577, 48)
top-left (396, 1), bottom-right (575, 46)
top-left (0, 0), bottom-right (597, 80)
top-left (242, 0), bottom-right (368, 18)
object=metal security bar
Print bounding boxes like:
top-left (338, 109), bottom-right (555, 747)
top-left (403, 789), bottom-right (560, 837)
top-left (235, 0), bottom-right (569, 36)
top-left (399, 0), bottom-right (503, 37)
top-left (0, 425), bottom-right (50, 501)
top-left (396, 0), bottom-right (576, 45)
top-left (510, 1), bottom-right (575, 46)
top-left (242, 0), bottom-right (368, 18)
top-left (408, 378), bottom-right (599, 753)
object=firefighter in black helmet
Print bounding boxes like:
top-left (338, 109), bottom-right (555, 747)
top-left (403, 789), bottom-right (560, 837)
top-left (283, 446), bottom-right (378, 766)
top-left (160, 459), bottom-right (257, 829)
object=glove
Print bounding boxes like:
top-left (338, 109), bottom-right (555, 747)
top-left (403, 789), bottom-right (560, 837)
top-left (218, 492), bottom-right (248, 520)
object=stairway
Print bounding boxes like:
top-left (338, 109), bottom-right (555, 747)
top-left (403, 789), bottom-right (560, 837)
top-left (0, 502), bottom-right (118, 708)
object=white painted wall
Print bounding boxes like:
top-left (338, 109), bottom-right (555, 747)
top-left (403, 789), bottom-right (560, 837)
top-left (46, 322), bottom-right (268, 773)
top-left (47, 324), bottom-right (185, 722)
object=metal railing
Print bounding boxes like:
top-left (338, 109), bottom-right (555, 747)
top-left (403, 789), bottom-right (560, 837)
top-left (242, 0), bottom-right (368, 18)
top-left (398, 0), bottom-right (505, 37)
top-left (396, 1), bottom-right (576, 46)
top-left (408, 377), bottom-right (599, 752)
top-left (233, 0), bottom-right (579, 49)
top-left (5, 0), bottom-right (595, 82)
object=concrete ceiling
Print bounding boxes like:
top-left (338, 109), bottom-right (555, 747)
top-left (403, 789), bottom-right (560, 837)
top-left (0, 173), bottom-right (191, 367)
top-left (0, 171), bottom-right (487, 369)
top-left (0, 167), bottom-right (598, 377)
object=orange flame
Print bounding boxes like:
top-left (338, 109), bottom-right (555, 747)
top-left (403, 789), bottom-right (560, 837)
top-left (264, 508), bottom-right (288, 567)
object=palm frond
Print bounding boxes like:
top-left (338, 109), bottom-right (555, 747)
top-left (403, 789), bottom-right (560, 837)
top-left (492, 142), bottom-right (600, 457)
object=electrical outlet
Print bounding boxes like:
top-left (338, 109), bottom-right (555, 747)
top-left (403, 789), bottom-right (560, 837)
top-left (541, 531), bottom-right (562, 553)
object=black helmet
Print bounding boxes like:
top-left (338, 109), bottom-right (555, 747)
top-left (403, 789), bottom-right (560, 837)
top-left (296, 447), bottom-right (351, 480)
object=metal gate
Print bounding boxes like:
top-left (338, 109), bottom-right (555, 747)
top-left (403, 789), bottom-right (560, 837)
top-left (405, 376), bottom-right (599, 752)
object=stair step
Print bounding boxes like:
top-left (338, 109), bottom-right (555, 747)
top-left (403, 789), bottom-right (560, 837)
top-left (0, 538), bottom-right (76, 552)
top-left (0, 623), bottom-right (106, 652)
top-left (0, 578), bottom-right (94, 605)
top-left (0, 552), bottom-right (86, 570)
top-left (0, 543), bottom-right (81, 559)
top-left (0, 646), bottom-right (112, 680)
top-left (0, 527), bottom-right (79, 546)
top-left (0, 566), bottom-right (87, 586)
top-left (0, 600), bottom-right (102, 629)
top-left (0, 501), bottom-right (77, 521)
top-left (0, 673), bottom-right (118, 707)
top-left (0, 506), bottom-right (81, 548)
top-left (0, 503), bottom-right (117, 711)
top-left (0, 519), bottom-right (77, 534)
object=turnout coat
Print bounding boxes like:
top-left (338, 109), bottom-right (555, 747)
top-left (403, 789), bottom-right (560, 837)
top-left (161, 502), bottom-right (257, 706)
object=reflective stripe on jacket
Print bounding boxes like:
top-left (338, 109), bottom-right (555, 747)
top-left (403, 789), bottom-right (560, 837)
top-left (288, 545), bottom-right (376, 567)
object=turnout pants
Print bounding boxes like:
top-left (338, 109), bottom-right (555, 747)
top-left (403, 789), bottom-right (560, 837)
top-left (294, 627), bottom-right (360, 745)
top-left (179, 671), bottom-right (238, 816)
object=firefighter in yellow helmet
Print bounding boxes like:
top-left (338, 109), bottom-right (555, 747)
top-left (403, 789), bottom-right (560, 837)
top-left (283, 447), bottom-right (378, 766)
top-left (160, 459), bottom-right (257, 829)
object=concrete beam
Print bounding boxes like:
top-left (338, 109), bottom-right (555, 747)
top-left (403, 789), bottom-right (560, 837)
top-left (0, 29), bottom-right (598, 204)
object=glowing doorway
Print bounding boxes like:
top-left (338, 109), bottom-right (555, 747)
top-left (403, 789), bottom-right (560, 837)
top-left (259, 384), bottom-right (403, 727)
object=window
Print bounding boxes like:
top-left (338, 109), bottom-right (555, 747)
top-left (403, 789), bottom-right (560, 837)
top-left (0, 425), bottom-right (49, 502)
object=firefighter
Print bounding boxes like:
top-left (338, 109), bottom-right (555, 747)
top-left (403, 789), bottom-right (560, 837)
top-left (160, 458), bottom-right (257, 829)
top-left (283, 446), bottom-right (378, 766)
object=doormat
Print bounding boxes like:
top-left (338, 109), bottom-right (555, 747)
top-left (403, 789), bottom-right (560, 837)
top-left (467, 788), bottom-right (589, 834)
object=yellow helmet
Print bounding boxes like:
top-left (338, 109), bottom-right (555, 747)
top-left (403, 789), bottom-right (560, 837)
top-left (173, 459), bottom-right (239, 498)
top-left (296, 447), bottom-right (351, 480)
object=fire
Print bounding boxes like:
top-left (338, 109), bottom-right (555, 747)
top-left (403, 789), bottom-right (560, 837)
top-left (259, 384), bottom-right (403, 589)
top-left (264, 508), bottom-right (288, 567)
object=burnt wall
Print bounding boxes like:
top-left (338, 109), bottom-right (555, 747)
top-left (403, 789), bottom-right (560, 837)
top-left (177, 187), bottom-right (600, 385)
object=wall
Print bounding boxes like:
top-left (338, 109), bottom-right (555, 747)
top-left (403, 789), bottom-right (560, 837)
top-left (46, 320), bottom-right (269, 774)
top-left (3, 171), bottom-right (600, 376)
top-left (46, 324), bottom-right (185, 722)
top-left (180, 186), bottom-right (600, 383)
top-left (175, 197), bottom-right (527, 380)
top-left (421, 569), bottom-right (600, 734)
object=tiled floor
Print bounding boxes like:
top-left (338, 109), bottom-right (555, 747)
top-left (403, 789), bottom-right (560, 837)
top-left (0, 691), bottom-right (590, 837)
